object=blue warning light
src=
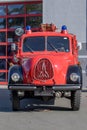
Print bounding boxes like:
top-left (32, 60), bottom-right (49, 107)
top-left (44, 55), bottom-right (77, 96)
top-left (61, 25), bottom-right (67, 31)
top-left (26, 25), bottom-right (31, 31)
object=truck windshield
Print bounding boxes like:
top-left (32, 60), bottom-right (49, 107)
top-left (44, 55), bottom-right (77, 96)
top-left (23, 36), bottom-right (45, 52)
top-left (47, 36), bottom-right (69, 52)
top-left (23, 36), bottom-right (69, 52)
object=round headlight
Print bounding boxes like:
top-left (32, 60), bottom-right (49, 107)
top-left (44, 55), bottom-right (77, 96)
top-left (70, 73), bottom-right (79, 82)
top-left (11, 73), bottom-right (20, 82)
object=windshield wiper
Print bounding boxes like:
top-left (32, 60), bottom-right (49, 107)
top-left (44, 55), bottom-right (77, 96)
top-left (47, 42), bottom-right (58, 52)
top-left (24, 43), bottom-right (34, 53)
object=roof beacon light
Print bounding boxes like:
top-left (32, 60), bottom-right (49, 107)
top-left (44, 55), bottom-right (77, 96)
top-left (26, 25), bottom-right (31, 34)
top-left (61, 25), bottom-right (68, 34)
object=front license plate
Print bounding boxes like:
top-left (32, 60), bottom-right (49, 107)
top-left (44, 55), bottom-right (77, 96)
top-left (34, 90), bottom-right (53, 96)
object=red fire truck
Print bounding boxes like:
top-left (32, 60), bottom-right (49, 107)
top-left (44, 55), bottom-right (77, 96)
top-left (8, 24), bottom-right (82, 111)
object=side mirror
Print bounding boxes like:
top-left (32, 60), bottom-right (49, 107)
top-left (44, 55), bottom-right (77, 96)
top-left (77, 42), bottom-right (82, 50)
top-left (11, 43), bottom-right (17, 52)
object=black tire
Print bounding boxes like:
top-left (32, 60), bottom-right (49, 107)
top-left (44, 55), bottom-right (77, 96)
top-left (12, 91), bottom-right (20, 111)
top-left (71, 90), bottom-right (81, 111)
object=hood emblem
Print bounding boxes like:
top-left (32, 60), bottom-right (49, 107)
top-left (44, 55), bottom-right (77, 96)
top-left (39, 61), bottom-right (49, 79)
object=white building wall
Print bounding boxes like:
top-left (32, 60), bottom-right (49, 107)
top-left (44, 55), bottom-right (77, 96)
top-left (43, 0), bottom-right (86, 43)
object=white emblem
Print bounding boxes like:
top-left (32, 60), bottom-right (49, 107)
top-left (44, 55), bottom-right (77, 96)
top-left (39, 62), bottom-right (49, 78)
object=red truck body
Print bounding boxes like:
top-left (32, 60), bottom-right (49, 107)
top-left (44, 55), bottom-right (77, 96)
top-left (8, 24), bottom-right (82, 111)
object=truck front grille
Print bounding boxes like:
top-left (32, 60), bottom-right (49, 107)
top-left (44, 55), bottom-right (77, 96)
top-left (34, 58), bottom-right (53, 80)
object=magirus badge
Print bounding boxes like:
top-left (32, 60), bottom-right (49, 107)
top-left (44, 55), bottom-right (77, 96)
top-left (35, 58), bottom-right (53, 80)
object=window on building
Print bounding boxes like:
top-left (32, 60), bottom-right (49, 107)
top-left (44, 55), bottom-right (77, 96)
top-left (0, 45), bottom-right (6, 56)
top-left (0, 72), bottom-right (6, 82)
top-left (0, 59), bottom-right (6, 70)
top-left (0, 5), bottom-right (6, 16)
top-left (26, 3), bottom-right (42, 14)
top-left (0, 32), bottom-right (6, 42)
top-left (0, 18), bottom-right (6, 29)
top-left (26, 16), bottom-right (42, 29)
top-left (8, 4), bottom-right (25, 15)
top-left (8, 17), bottom-right (24, 29)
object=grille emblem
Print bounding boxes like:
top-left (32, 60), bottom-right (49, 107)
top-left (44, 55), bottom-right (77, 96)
top-left (39, 62), bottom-right (49, 78)
top-left (34, 58), bottom-right (53, 80)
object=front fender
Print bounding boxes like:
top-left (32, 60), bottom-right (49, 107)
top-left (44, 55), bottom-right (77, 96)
top-left (66, 65), bottom-right (82, 85)
top-left (8, 65), bottom-right (23, 84)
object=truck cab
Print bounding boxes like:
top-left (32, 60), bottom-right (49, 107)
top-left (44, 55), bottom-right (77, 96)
top-left (8, 24), bottom-right (82, 111)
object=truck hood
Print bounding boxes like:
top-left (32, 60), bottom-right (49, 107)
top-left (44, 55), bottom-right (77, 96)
top-left (22, 53), bottom-right (73, 84)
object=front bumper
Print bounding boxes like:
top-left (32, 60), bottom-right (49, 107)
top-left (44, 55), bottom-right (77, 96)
top-left (8, 84), bottom-right (82, 91)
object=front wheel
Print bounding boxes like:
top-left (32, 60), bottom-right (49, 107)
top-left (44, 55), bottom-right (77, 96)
top-left (12, 91), bottom-right (20, 111)
top-left (71, 90), bottom-right (81, 111)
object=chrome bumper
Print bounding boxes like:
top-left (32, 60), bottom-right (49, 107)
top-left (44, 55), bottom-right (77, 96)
top-left (8, 84), bottom-right (81, 91)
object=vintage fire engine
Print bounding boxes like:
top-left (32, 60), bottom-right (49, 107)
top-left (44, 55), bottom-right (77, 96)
top-left (8, 24), bottom-right (82, 111)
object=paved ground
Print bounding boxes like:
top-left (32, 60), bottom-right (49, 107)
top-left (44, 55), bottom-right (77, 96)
top-left (0, 89), bottom-right (87, 130)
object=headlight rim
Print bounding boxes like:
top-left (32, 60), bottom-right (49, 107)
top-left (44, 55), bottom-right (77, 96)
top-left (70, 73), bottom-right (79, 82)
top-left (11, 73), bottom-right (20, 82)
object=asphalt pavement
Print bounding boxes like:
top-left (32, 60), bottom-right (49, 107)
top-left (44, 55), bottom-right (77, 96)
top-left (0, 89), bottom-right (87, 130)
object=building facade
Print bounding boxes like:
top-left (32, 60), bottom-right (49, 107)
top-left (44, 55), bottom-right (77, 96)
top-left (0, 0), bottom-right (42, 84)
top-left (0, 0), bottom-right (86, 86)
